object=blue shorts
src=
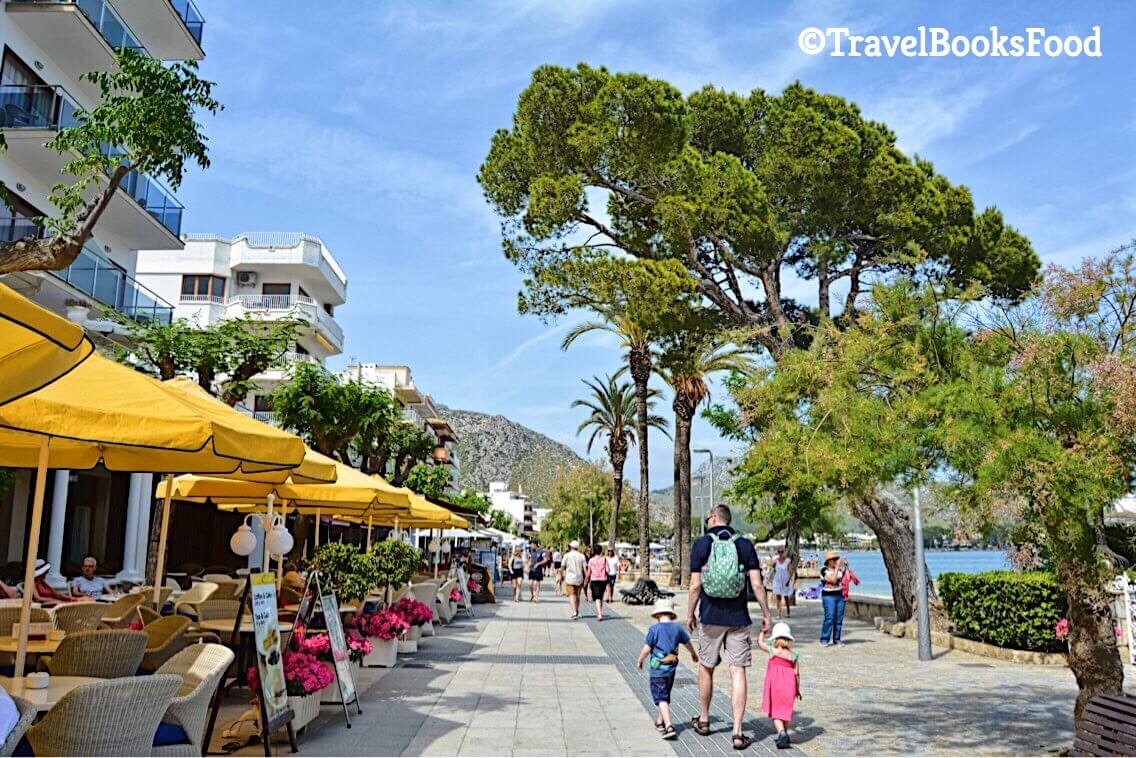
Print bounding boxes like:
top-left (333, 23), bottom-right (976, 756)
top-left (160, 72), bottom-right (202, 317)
top-left (649, 673), bottom-right (675, 704)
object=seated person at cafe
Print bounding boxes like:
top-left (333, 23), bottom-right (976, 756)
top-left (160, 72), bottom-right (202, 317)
top-left (0, 580), bottom-right (16, 600)
top-left (70, 556), bottom-right (116, 598)
top-left (31, 560), bottom-right (84, 605)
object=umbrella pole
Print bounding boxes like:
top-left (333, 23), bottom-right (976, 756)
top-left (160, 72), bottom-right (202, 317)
top-left (262, 493), bottom-right (275, 574)
top-left (366, 516), bottom-right (373, 552)
top-left (15, 437), bottom-right (50, 680)
top-left (153, 474), bottom-right (174, 608)
top-left (434, 529), bottom-right (439, 579)
top-left (314, 508), bottom-right (321, 550)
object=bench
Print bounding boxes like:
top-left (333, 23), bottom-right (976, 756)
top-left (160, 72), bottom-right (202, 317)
top-left (620, 579), bottom-right (655, 605)
top-left (1074, 695), bottom-right (1136, 756)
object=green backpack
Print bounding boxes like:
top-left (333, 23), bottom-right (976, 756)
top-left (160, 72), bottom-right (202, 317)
top-left (702, 532), bottom-right (745, 598)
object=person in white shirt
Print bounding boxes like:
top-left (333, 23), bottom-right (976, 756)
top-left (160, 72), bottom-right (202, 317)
top-left (561, 541), bottom-right (588, 619)
top-left (0, 688), bottom-right (19, 749)
top-left (70, 556), bottom-right (116, 598)
top-left (604, 548), bottom-right (620, 602)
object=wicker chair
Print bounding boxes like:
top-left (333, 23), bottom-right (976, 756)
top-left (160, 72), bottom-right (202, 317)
top-left (44, 629), bottom-right (147, 678)
top-left (24, 675), bottom-right (181, 756)
top-left (152, 644), bottom-right (236, 756)
top-left (140, 615), bottom-right (191, 673)
top-left (0, 696), bottom-right (37, 757)
top-left (0, 607), bottom-right (51, 637)
top-left (137, 604), bottom-right (162, 625)
top-left (130, 585), bottom-right (174, 608)
top-left (210, 579), bottom-right (244, 601)
top-left (52, 602), bottom-right (108, 633)
top-left (100, 593), bottom-right (145, 628)
top-left (193, 599), bottom-right (241, 622)
top-left (172, 582), bottom-right (217, 619)
top-left (435, 578), bottom-right (457, 624)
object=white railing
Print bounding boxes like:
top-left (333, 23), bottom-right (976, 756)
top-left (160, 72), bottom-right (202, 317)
top-left (230, 294), bottom-right (315, 311)
top-left (252, 411), bottom-right (277, 425)
top-left (315, 306), bottom-right (344, 347)
top-left (179, 294), bottom-right (224, 304)
top-left (277, 352), bottom-right (315, 365)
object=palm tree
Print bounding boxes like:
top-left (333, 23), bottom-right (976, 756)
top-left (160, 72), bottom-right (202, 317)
top-left (563, 313), bottom-right (659, 575)
top-left (657, 332), bottom-right (753, 587)
top-left (572, 374), bottom-right (669, 550)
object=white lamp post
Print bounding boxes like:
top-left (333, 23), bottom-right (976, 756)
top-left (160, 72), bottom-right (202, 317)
top-left (693, 448), bottom-right (714, 536)
top-left (230, 495), bottom-right (294, 575)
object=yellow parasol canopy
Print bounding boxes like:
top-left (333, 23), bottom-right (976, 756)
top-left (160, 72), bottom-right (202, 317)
top-left (0, 282), bottom-right (94, 405)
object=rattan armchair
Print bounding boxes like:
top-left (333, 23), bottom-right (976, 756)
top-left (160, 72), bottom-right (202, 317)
top-left (0, 606), bottom-right (50, 637)
top-left (172, 582), bottom-right (217, 619)
top-left (436, 578), bottom-right (457, 624)
top-left (210, 579), bottom-right (244, 601)
top-left (99, 593), bottom-right (145, 628)
top-left (44, 629), bottom-right (147, 677)
top-left (152, 644), bottom-right (235, 756)
top-left (0, 696), bottom-right (36, 757)
top-left (24, 674), bottom-right (181, 756)
top-left (130, 584), bottom-right (174, 608)
top-left (51, 602), bottom-right (107, 633)
top-left (140, 615), bottom-right (191, 673)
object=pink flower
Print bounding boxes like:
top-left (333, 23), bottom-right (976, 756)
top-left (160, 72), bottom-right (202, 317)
top-left (392, 597), bottom-right (434, 627)
top-left (247, 651), bottom-right (334, 697)
top-left (360, 609), bottom-right (410, 641)
top-left (300, 633), bottom-right (332, 657)
top-left (1055, 618), bottom-right (1070, 641)
top-left (449, 588), bottom-right (462, 602)
top-left (467, 578), bottom-right (480, 593)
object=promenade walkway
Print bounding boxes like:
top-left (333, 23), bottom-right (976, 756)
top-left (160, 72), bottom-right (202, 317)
top-left (221, 588), bottom-right (1079, 756)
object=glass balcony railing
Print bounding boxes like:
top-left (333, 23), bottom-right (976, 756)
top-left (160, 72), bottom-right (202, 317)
top-left (10, 0), bottom-right (147, 55)
top-left (167, 0), bottom-right (204, 45)
top-left (117, 165), bottom-right (183, 237)
top-left (0, 85), bottom-right (79, 130)
top-left (50, 241), bottom-right (174, 324)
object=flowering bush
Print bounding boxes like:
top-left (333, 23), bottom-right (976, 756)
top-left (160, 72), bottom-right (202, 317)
top-left (299, 633), bottom-right (331, 658)
top-left (1055, 618), bottom-right (1069, 641)
top-left (360, 609), bottom-right (409, 641)
top-left (346, 630), bottom-right (373, 664)
top-left (247, 651), bottom-right (334, 697)
top-left (449, 587), bottom-right (462, 602)
top-left (392, 597), bottom-right (434, 627)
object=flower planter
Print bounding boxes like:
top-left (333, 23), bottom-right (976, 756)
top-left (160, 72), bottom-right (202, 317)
top-left (423, 620), bottom-right (435, 637)
top-left (287, 692), bottom-right (321, 732)
top-left (448, 600), bottom-right (457, 618)
top-left (364, 638), bottom-right (398, 667)
top-left (408, 625), bottom-right (422, 642)
top-left (398, 628), bottom-right (420, 654)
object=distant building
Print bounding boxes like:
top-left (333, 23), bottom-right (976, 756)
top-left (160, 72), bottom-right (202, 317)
top-left (136, 232), bottom-right (348, 417)
top-left (342, 364), bottom-right (460, 489)
top-left (487, 482), bottom-right (546, 535)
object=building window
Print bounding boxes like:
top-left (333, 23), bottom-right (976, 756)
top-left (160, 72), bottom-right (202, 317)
top-left (180, 274), bottom-right (225, 300)
top-left (297, 286), bottom-right (310, 299)
top-left (1, 48), bottom-right (46, 88)
top-left (0, 192), bottom-right (43, 242)
top-left (323, 303), bottom-right (334, 316)
top-left (261, 283), bottom-right (290, 296)
top-left (295, 344), bottom-right (309, 355)
top-left (253, 395), bottom-right (274, 412)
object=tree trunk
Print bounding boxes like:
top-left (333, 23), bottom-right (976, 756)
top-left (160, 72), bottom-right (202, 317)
top-left (672, 397), bottom-right (693, 588)
top-left (849, 488), bottom-right (945, 626)
top-left (785, 514), bottom-right (800, 576)
top-left (1065, 582), bottom-right (1124, 725)
top-left (144, 497), bottom-right (167, 586)
top-left (608, 449), bottom-right (625, 551)
top-left (629, 348), bottom-right (652, 578)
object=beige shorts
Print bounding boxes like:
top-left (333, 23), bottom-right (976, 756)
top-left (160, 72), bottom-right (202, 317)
top-left (697, 623), bottom-right (753, 669)
top-left (565, 583), bottom-right (582, 598)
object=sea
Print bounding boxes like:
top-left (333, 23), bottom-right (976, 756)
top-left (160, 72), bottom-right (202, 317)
top-left (794, 549), bottom-right (1009, 597)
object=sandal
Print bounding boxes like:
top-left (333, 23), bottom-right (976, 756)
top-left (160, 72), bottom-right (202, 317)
top-left (732, 734), bottom-right (753, 750)
top-left (662, 725), bottom-right (677, 740)
top-left (691, 716), bottom-right (710, 736)
top-left (655, 721), bottom-right (665, 733)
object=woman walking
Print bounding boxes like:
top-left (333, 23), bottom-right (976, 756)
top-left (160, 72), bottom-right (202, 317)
top-left (819, 550), bottom-right (846, 646)
top-left (510, 548), bottom-right (525, 603)
top-left (586, 544), bottom-right (609, 621)
top-left (771, 547), bottom-right (795, 619)
top-left (552, 547), bottom-right (564, 595)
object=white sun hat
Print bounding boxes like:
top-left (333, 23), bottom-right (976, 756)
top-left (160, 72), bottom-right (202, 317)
top-left (770, 621), bottom-right (794, 641)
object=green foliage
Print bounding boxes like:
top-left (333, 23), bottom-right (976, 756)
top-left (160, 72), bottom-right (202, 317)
top-left (310, 543), bottom-right (382, 602)
top-left (369, 539), bottom-right (421, 588)
top-left (405, 463), bottom-right (452, 500)
top-left (488, 509), bottom-right (516, 533)
top-left (114, 313), bottom-right (302, 405)
top-left (0, 468), bottom-right (13, 499)
top-left (539, 463), bottom-right (635, 547)
top-left (572, 374), bottom-right (665, 460)
top-left (938, 571), bottom-right (1067, 653)
top-left (481, 66), bottom-right (1039, 358)
top-left (272, 363), bottom-right (393, 460)
top-left (450, 490), bottom-right (492, 515)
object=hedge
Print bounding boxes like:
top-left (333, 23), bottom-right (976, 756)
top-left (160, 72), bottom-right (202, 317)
top-left (938, 571), bottom-right (1067, 653)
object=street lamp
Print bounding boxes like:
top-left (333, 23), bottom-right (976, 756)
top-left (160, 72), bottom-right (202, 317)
top-left (229, 493), bottom-right (294, 570)
top-left (913, 484), bottom-right (932, 661)
top-left (693, 448), bottom-right (714, 536)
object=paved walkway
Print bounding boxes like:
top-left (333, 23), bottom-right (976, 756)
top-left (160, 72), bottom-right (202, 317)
top-left (217, 586), bottom-right (1082, 756)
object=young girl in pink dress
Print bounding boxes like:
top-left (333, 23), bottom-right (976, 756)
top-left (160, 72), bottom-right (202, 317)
top-left (758, 622), bottom-right (801, 749)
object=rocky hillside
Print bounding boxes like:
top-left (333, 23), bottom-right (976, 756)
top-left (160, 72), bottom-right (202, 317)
top-left (652, 456), bottom-right (757, 529)
top-left (438, 407), bottom-right (584, 503)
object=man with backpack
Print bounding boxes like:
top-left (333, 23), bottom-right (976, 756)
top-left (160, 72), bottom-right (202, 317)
top-left (686, 504), bottom-right (772, 751)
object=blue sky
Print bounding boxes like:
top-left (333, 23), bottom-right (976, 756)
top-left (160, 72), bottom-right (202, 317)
top-left (179, 1), bottom-right (1135, 490)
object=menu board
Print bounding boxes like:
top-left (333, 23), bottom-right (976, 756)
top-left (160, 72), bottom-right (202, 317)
top-left (321, 592), bottom-right (357, 707)
top-left (251, 573), bottom-right (292, 733)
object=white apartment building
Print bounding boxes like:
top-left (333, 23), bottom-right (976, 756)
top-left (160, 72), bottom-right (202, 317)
top-left (342, 364), bottom-right (460, 487)
top-left (135, 232), bottom-right (348, 416)
top-left (489, 482), bottom-right (530, 533)
top-left (0, 0), bottom-right (206, 583)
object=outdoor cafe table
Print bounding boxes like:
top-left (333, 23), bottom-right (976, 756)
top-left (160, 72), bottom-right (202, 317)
top-left (0, 637), bottom-right (60, 655)
top-left (196, 619), bottom-right (294, 635)
top-left (0, 675), bottom-right (101, 711)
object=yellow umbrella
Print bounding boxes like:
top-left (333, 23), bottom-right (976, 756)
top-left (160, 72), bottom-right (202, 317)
top-left (159, 461), bottom-right (410, 507)
top-left (0, 344), bottom-right (305, 676)
top-left (0, 282), bottom-right (93, 405)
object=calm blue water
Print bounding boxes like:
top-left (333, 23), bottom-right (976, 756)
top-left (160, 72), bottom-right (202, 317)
top-left (795, 549), bottom-right (1009, 597)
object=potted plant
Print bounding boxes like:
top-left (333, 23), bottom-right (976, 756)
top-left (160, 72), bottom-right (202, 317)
top-left (449, 586), bottom-right (462, 618)
top-left (392, 597), bottom-right (434, 653)
top-left (358, 608), bottom-right (408, 667)
top-left (64, 298), bottom-right (91, 324)
top-left (345, 629), bottom-right (372, 676)
top-left (248, 651), bottom-right (334, 732)
top-left (311, 543), bottom-right (382, 605)
top-left (369, 539), bottom-right (421, 592)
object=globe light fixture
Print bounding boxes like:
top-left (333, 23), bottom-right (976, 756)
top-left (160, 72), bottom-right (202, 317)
top-left (230, 512), bottom-right (294, 558)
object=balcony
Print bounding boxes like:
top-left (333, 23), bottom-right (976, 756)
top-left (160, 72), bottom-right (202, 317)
top-left (52, 241), bottom-right (172, 323)
top-left (7, 0), bottom-right (145, 101)
top-left (0, 84), bottom-right (184, 247)
top-left (225, 295), bottom-right (344, 353)
top-left (112, 0), bottom-right (204, 60)
top-left (177, 293), bottom-right (224, 305)
top-left (252, 411), bottom-right (277, 426)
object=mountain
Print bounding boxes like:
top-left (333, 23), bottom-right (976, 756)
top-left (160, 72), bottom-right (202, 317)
top-left (651, 456), bottom-right (755, 529)
top-left (438, 407), bottom-right (585, 504)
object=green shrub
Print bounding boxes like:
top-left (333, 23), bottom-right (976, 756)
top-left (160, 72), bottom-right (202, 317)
top-left (938, 571), bottom-right (1067, 653)
top-left (369, 539), bottom-right (421, 588)
top-left (310, 543), bottom-right (382, 602)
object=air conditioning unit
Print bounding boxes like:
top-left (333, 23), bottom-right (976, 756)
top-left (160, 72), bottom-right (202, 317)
top-left (236, 271), bottom-right (257, 287)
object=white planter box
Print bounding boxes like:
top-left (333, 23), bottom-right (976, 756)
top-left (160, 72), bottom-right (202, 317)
top-left (287, 692), bottom-right (321, 732)
top-left (364, 638), bottom-right (398, 667)
top-left (407, 625), bottom-right (422, 642)
top-left (423, 620), bottom-right (435, 637)
top-left (397, 636), bottom-right (418, 654)
top-left (448, 600), bottom-right (457, 618)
